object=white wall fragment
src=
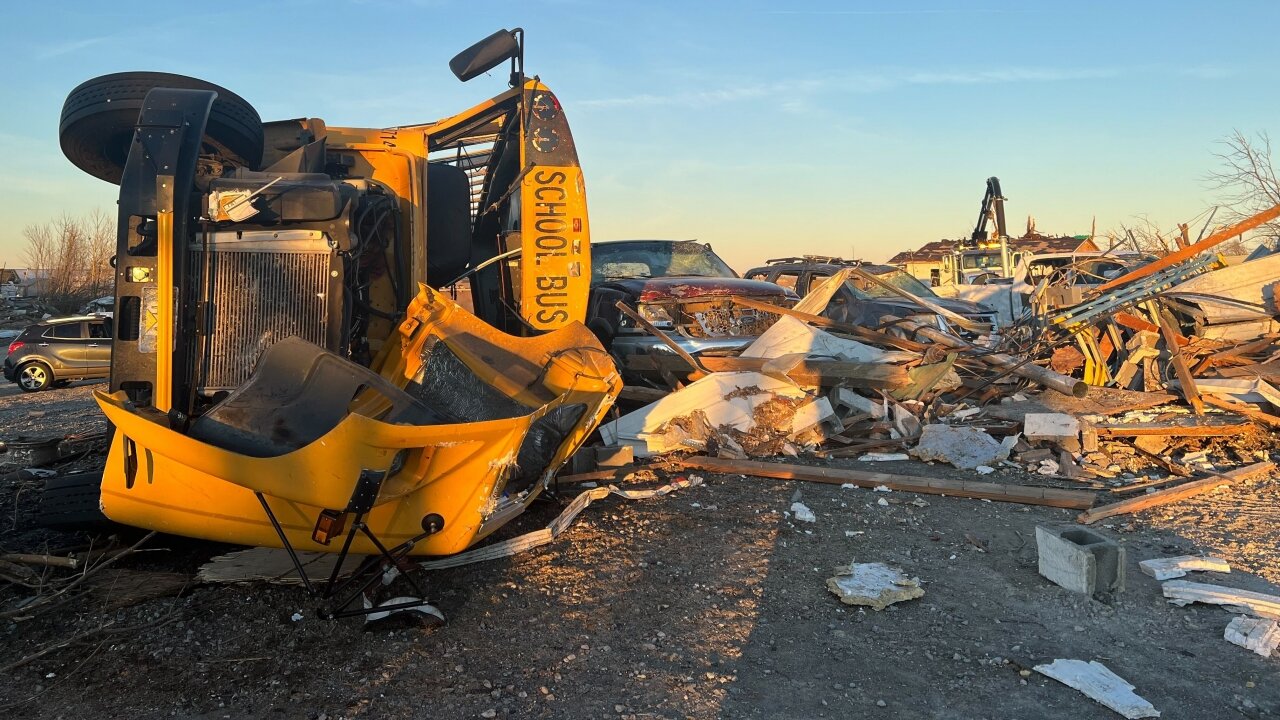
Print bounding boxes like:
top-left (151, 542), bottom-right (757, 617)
top-left (1034, 659), bottom-right (1160, 719)
top-left (1138, 556), bottom-right (1230, 581)
top-left (1224, 616), bottom-right (1280, 657)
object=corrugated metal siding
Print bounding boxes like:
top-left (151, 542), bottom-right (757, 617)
top-left (194, 250), bottom-right (330, 391)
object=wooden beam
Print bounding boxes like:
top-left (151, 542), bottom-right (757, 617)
top-left (1202, 393), bottom-right (1280, 429)
top-left (1077, 461), bottom-right (1274, 524)
top-left (670, 456), bottom-right (1096, 509)
top-left (1094, 202), bottom-right (1280, 293)
top-left (1113, 311), bottom-right (1189, 346)
top-left (625, 354), bottom-right (910, 389)
top-left (1157, 308), bottom-right (1204, 415)
top-left (1093, 422), bottom-right (1249, 437)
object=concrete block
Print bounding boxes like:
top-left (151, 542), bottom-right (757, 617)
top-left (1024, 413), bottom-right (1081, 444)
top-left (1036, 524), bottom-right (1125, 596)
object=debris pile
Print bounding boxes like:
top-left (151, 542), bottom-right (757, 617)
top-left (594, 207), bottom-right (1280, 529)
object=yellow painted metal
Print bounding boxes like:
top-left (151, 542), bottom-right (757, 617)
top-left (96, 285), bottom-right (620, 556)
top-left (154, 193), bottom-right (173, 412)
top-left (1075, 331), bottom-right (1110, 386)
top-left (519, 166), bottom-right (590, 329)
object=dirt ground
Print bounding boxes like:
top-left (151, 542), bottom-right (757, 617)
top-left (0, 385), bottom-right (1277, 719)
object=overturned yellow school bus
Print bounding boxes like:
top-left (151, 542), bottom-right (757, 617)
top-left (58, 30), bottom-right (619, 614)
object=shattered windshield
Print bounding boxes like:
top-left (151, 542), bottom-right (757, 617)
top-left (592, 241), bottom-right (737, 282)
top-left (848, 268), bottom-right (940, 299)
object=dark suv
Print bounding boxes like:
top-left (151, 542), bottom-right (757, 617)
top-left (3, 315), bottom-right (113, 392)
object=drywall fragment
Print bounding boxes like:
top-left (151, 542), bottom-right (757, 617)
top-left (787, 397), bottom-right (838, 438)
top-left (909, 424), bottom-right (1012, 470)
top-left (1138, 556), bottom-right (1230, 581)
top-left (1224, 616), bottom-right (1280, 657)
top-left (1034, 659), bottom-right (1160, 719)
top-left (825, 561), bottom-right (923, 610)
top-left (790, 501), bottom-right (816, 523)
top-left (1162, 580), bottom-right (1280, 619)
top-left (859, 453), bottom-right (910, 462)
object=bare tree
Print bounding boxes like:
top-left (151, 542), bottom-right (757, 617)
top-left (18, 210), bottom-right (116, 312)
top-left (1207, 130), bottom-right (1280, 241)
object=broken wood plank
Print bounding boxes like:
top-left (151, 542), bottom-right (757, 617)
top-left (614, 301), bottom-right (708, 375)
top-left (1157, 307), bottom-right (1204, 415)
top-left (624, 354), bottom-right (910, 389)
top-left (1162, 579), bottom-right (1280, 620)
top-left (1201, 393), bottom-right (1280, 429)
top-left (1093, 422), bottom-right (1250, 438)
top-left (671, 456), bottom-right (1096, 509)
top-left (1077, 461), bottom-right (1274, 524)
top-left (1113, 311), bottom-right (1189, 346)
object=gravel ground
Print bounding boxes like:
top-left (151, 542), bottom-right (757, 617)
top-left (0, 387), bottom-right (1276, 719)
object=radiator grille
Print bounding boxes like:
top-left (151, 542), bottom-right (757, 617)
top-left (194, 250), bottom-right (331, 391)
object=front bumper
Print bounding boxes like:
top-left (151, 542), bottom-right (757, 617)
top-left (609, 333), bottom-right (754, 381)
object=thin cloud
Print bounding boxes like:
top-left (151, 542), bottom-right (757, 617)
top-left (764, 8), bottom-right (1017, 14)
top-left (579, 66), bottom-right (1119, 109)
top-left (35, 36), bottom-right (110, 59)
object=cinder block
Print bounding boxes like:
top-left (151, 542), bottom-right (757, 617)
top-left (1024, 413), bottom-right (1080, 444)
top-left (1036, 524), bottom-right (1125, 596)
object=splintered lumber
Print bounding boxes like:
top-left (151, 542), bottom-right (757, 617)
top-left (672, 456), bottom-right (1096, 509)
top-left (1162, 580), bottom-right (1280, 620)
top-left (625, 354), bottom-right (910, 389)
top-left (1093, 421), bottom-right (1250, 438)
top-left (1202, 393), bottom-right (1280, 429)
top-left (615, 301), bottom-right (707, 375)
top-left (1094, 202), bottom-right (1280, 293)
top-left (1157, 308), bottom-right (1204, 414)
top-left (1078, 461), bottom-right (1274, 524)
top-left (892, 318), bottom-right (1088, 398)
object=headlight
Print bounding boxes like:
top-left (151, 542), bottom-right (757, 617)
top-left (638, 303), bottom-right (675, 329)
top-left (619, 303), bottom-right (676, 333)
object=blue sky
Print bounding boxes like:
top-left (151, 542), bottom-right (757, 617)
top-left (2, 0), bottom-right (1277, 271)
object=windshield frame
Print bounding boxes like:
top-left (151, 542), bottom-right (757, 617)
top-left (591, 241), bottom-right (738, 283)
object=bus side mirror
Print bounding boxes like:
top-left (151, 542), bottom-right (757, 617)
top-left (450, 29), bottom-right (523, 83)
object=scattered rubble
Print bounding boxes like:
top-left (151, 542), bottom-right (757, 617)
top-left (1033, 659), bottom-right (1161, 719)
top-left (908, 424), bottom-right (1015, 470)
top-left (1139, 555), bottom-right (1231, 581)
top-left (1224, 616), bottom-right (1280, 657)
top-left (825, 561), bottom-right (924, 610)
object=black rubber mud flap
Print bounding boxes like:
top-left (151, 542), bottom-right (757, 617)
top-left (60, 71), bottom-right (264, 184)
top-left (36, 471), bottom-right (111, 530)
